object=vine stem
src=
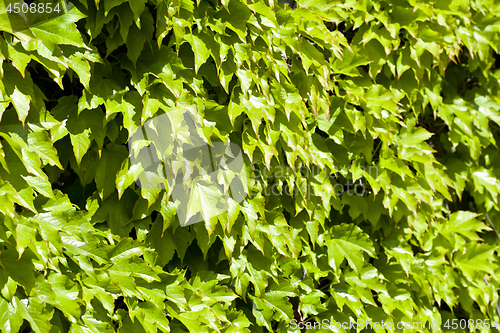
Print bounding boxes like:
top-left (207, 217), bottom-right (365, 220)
top-left (485, 213), bottom-right (500, 241)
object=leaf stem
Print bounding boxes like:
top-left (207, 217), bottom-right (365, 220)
top-left (485, 213), bottom-right (500, 241)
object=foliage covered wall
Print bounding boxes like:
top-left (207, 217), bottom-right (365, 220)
top-left (0, 0), bottom-right (500, 331)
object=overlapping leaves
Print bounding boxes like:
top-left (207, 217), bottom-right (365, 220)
top-left (0, 0), bottom-right (500, 332)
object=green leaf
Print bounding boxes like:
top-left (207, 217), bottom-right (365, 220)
top-left (326, 224), bottom-right (376, 274)
top-left (5, 43), bottom-right (31, 77)
top-left (60, 237), bottom-right (109, 265)
top-left (3, 63), bottom-right (34, 124)
top-left (128, 0), bottom-right (147, 26)
top-left (65, 49), bottom-right (93, 91)
top-left (184, 180), bottom-right (225, 229)
top-left (125, 9), bottom-right (154, 67)
top-left (0, 1), bottom-right (36, 42)
top-left (42, 272), bottom-right (81, 319)
top-left (53, 96), bottom-right (105, 166)
top-left (22, 175), bottom-right (55, 199)
top-left (95, 143), bottom-right (128, 200)
top-left (19, 296), bottom-right (53, 333)
top-left (26, 3), bottom-right (89, 52)
top-left (249, 284), bottom-right (294, 330)
top-left (454, 243), bottom-right (497, 281)
top-left (116, 159), bottom-right (143, 199)
top-left (105, 91), bottom-right (143, 137)
top-left (215, 0), bottom-right (255, 41)
top-left (92, 189), bottom-right (138, 237)
top-left (0, 297), bottom-right (23, 333)
top-left (0, 249), bottom-right (36, 295)
top-left (126, 24), bottom-right (146, 67)
top-left (398, 127), bottom-right (433, 146)
top-left (184, 31), bottom-right (210, 73)
top-left (118, 312), bottom-right (147, 333)
top-left (445, 211), bottom-right (490, 241)
top-left (129, 302), bottom-right (169, 333)
top-left (27, 130), bottom-right (63, 169)
top-left (69, 131), bottom-right (91, 167)
top-left (108, 238), bottom-right (145, 263)
top-left (104, 0), bottom-right (128, 16)
top-left (109, 257), bottom-right (160, 283)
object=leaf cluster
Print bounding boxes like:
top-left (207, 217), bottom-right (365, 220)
top-left (0, 0), bottom-right (500, 332)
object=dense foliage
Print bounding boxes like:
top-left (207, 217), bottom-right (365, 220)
top-left (1, 0), bottom-right (500, 331)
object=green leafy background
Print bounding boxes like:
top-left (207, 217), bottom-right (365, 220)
top-left (1, 0), bottom-right (500, 331)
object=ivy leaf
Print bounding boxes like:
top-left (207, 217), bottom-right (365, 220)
top-left (119, 312), bottom-right (147, 333)
top-left (128, 0), bottom-right (147, 27)
top-left (0, 1), bottom-right (36, 42)
top-left (105, 91), bottom-right (143, 137)
top-left (54, 96), bottom-right (106, 166)
top-left (22, 175), bottom-right (55, 199)
top-left (126, 24), bottom-right (147, 67)
top-left (43, 273), bottom-right (81, 319)
top-left (110, 256), bottom-right (160, 283)
top-left (146, 222), bottom-right (176, 266)
top-left (215, 0), bottom-right (255, 41)
top-left (116, 159), bottom-right (143, 199)
top-left (0, 249), bottom-right (36, 295)
top-left (184, 31), bottom-right (210, 73)
top-left (92, 189), bottom-right (138, 237)
top-left (27, 130), bottom-right (63, 169)
top-left (454, 243), bottom-right (497, 281)
top-left (104, 0), bottom-right (128, 16)
top-left (445, 211), bottom-right (490, 241)
top-left (95, 143), bottom-right (128, 200)
top-left (126, 9), bottom-right (154, 67)
top-left (0, 297), bottom-right (23, 333)
top-left (129, 303), bottom-right (170, 333)
top-left (69, 130), bottom-right (91, 167)
top-left (326, 224), bottom-right (376, 274)
top-left (249, 291), bottom-right (294, 330)
top-left (3, 63), bottom-right (35, 124)
top-left (398, 127), bottom-right (433, 146)
top-left (7, 44), bottom-right (32, 77)
top-left (60, 237), bottom-right (109, 265)
top-left (27, 2), bottom-right (90, 52)
top-left (184, 180), bottom-right (225, 228)
top-left (18, 297), bottom-right (53, 333)
top-left (108, 238), bottom-right (145, 263)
